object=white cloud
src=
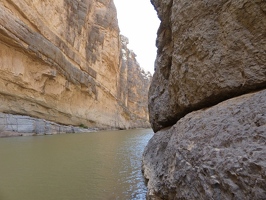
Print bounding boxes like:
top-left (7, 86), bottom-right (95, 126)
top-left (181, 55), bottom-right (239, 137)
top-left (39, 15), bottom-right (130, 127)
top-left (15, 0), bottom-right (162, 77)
top-left (114, 0), bottom-right (160, 74)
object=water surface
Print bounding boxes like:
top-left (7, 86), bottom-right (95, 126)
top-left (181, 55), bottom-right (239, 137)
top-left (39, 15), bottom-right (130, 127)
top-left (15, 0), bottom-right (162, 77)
top-left (0, 129), bottom-right (153, 200)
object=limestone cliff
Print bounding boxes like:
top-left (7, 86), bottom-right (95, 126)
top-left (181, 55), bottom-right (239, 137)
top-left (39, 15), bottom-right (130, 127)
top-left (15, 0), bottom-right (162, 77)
top-left (0, 0), bottom-right (151, 133)
top-left (118, 35), bottom-right (152, 127)
top-left (143, 0), bottom-right (266, 199)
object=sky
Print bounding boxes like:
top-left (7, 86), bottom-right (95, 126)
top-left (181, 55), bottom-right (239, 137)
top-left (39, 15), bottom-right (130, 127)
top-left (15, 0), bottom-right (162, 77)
top-left (113, 0), bottom-right (160, 74)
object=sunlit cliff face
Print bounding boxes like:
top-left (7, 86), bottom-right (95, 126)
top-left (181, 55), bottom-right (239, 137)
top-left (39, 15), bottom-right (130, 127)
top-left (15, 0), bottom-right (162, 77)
top-left (0, 0), bottom-right (151, 131)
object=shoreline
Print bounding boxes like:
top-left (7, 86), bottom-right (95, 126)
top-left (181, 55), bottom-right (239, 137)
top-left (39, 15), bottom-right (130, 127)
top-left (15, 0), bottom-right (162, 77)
top-left (0, 112), bottom-right (98, 138)
top-left (0, 113), bottom-right (151, 138)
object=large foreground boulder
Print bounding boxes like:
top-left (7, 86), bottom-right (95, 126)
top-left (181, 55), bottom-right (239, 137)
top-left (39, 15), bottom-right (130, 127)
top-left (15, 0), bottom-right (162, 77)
top-left (149, 0), bottom-right (266, 132)
top-left (143, 89), bottom-right (266, 199)
top-left (144, 0), bottom-right (266, 199)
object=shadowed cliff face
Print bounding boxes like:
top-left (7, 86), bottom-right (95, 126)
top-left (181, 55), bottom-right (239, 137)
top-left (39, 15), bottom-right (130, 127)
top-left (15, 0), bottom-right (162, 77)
top-left (143, 0), bottom-right (266, 199)
top-left (0, 0), bottom-right (151, 130)
top-left (149, 0), bottom-right (266, 132)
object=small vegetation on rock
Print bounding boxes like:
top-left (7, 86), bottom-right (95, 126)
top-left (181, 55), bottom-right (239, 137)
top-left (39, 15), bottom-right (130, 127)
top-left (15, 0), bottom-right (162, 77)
top-left (79, 124), bottom-right (88, 129)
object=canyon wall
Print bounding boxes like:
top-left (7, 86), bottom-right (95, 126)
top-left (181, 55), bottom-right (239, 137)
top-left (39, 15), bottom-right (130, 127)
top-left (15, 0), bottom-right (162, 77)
top-left (0, 0), bottom-right (151, 134)
top-left (143, 0), bottom-right (266, 199)
top-left (118, 35), bottom-right (152, 127)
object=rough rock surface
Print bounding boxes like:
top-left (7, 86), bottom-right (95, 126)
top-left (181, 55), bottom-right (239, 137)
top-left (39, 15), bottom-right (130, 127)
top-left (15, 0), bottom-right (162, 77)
top-left (143, 89), bottom-right (266, 200)
top-left (143, 0), bottom-right (266, 199)
top-left (0, 0), bottom-right (151, 131)
top-left (149, 0), bottom-right (266, 132)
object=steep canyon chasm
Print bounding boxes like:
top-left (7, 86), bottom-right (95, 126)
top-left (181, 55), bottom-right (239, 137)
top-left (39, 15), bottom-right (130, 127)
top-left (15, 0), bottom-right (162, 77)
top-left (1, 0), bottom-right (265, 200)
top-left (143, 0), bottom-right (266, 199)
top-left (0, 0), bottom-right (152, 135)
top-left (0, 1), bottom-right (158, 199)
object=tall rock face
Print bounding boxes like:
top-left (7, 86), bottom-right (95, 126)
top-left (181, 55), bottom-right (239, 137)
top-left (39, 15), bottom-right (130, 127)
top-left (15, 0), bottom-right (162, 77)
top-left (149, 0), bottom-right (266, 132)
top-left (143, 0), bottom-right (266, 199)
top-left (118, 36), bottom-right (152, 127)
top-left (0, 0), bottom-right (150, 132)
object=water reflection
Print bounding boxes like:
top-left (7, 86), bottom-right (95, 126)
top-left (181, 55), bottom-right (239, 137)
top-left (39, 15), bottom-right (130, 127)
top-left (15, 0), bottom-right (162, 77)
top-left (0, 129), bottom-right (153, 200)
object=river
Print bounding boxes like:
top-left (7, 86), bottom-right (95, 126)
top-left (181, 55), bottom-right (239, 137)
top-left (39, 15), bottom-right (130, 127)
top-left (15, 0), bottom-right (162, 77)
top-left (0, 129), bottom-right (153, 200)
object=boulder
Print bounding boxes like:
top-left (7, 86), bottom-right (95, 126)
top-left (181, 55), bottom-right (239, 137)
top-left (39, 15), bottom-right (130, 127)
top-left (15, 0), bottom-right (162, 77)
top-left (143, 89), bottom-right (266, 199)
top-left (149, 0), bottom-right (266, 132)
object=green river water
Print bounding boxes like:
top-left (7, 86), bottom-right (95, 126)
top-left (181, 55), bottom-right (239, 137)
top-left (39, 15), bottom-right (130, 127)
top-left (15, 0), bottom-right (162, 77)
top-left (0, 129), bottom-right (153, 200)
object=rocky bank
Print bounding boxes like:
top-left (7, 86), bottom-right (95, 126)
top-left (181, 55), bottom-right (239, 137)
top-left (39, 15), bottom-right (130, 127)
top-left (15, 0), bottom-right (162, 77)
top-left (143, 0), bottom-right (266, 199)
top-left (0, 113), bottom-right (97, 137)
top-left (0, 0), bottom-right (151, 136)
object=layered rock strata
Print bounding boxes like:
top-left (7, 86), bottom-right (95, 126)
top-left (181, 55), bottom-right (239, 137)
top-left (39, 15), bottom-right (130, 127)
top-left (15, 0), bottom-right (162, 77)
top-left (0, 113), bottom-right (96, 137)
top-left (0, 0), bottom-right (151, 132)
top-left (143, 0), bottom-right (266, 199)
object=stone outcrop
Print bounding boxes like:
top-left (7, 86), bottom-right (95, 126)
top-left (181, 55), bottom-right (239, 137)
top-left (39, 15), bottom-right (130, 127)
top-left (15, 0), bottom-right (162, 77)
top-left (143, 0), bottom-right (266, 199)
top-left (143, 89), bottom-right (266, 199)
top-left (0, 0), bottom-right (151, 132)
top-left (0, 113), bottom-right (96, 137)
top-left (149, 0), bottom-right (266, 132)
